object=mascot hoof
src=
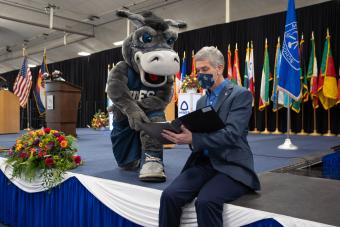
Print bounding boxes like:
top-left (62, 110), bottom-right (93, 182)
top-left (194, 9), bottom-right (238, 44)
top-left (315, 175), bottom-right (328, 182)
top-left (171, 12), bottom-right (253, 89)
top-left (139, 158), bottom-right (166, 182)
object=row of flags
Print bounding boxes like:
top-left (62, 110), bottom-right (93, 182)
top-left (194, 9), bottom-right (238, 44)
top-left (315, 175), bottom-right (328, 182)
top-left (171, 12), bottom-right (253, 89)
top-left (175, 0), bottom-right (339, 114)
top-left (174, 30), bottom-right (339, 112)
top-left (12, 50), bottom-right (48, 115)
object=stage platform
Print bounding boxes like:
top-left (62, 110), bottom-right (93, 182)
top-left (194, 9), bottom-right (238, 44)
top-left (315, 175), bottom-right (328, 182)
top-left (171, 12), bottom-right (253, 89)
top-left (1, 129), bottom-right (339, 226)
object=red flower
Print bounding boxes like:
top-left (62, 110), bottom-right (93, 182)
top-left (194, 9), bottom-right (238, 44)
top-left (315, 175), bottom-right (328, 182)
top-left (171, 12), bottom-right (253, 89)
top-left (38, 151), bottom-right (44, 158)
top-left (45, 157), bottom-right (54, 168)
top-left (19, 152), bottom-right (28, 159)
top-left (72, 155), bottom-right (82, 165)
top-left (57, 135), bottom-right (65, 143)
top-left (44, 128), bottom-right (51, 134)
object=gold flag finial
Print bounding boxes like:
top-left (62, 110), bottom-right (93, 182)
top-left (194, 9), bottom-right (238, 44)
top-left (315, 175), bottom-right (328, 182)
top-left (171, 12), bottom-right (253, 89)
top-left (326, 28), bottom-right (330, 38)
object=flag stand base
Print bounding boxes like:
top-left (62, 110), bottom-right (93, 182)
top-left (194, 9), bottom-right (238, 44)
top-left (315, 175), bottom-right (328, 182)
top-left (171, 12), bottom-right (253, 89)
top-left (272, 129), bottom-right (282, 134)
top-left (324, 130), bottom-right (335, 137)
top-left (250, 128), bottom-right (260, 134)
top-left (278, 138), bottom-right (298, 150)
top-left (163, 144), bottom-right (175, 149)
top-left (310, 130), bottom-right (321, 136)
top-left (297, 130), bottom-right (308, 136)
top-left (261, 128), bottom-right (271, 134)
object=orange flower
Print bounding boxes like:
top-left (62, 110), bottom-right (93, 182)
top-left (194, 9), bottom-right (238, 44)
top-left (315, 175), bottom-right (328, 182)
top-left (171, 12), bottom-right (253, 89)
top-left (60, 140), bottom-right (68, 148)
top-left (38, 130), bottom-right (45, 136)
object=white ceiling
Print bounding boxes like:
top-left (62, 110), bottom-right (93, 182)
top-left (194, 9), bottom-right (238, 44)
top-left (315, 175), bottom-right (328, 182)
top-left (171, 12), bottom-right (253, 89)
top-left (0, 0), bottom-right (331, 73)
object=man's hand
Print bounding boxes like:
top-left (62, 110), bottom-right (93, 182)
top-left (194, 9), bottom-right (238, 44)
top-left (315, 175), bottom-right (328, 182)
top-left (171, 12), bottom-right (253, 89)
top-left (161, 125), bottom-right (192, 144)
top-left (127, 111), bottom-right (150, 131)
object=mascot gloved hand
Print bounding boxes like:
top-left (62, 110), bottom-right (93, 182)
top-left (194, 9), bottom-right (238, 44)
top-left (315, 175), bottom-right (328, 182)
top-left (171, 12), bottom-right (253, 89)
top-left (107, 10), bottom-right (186, 182)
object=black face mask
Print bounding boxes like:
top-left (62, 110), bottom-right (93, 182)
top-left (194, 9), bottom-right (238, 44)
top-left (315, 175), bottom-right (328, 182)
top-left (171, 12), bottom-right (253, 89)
top-left (197, 73), bottom-right (215, 89)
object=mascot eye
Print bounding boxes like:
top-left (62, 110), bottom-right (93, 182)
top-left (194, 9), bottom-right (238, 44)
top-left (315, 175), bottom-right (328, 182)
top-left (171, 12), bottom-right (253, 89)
top-left (167, 37), bottom-right (176, 45)
top-left (140, 33), bottom-right (153, 43)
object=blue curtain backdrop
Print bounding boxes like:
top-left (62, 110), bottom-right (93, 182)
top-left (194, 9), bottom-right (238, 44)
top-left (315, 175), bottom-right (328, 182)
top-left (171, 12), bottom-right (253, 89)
top-left (0, 171), bottom-right (140, 227)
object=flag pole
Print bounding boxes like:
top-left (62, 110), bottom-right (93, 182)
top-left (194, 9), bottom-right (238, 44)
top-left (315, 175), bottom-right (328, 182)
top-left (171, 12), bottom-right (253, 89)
top-left (297, 103), bottom-right (307, 135)
top-left (23, 48), bottom-right (31, 131)
top-left (310, 108), bottom-right (320, 136)
top-left (251, 107), bottom-right (260, 133)
top-left (324, 109), bottom-right (335, 136)
top-left (261, 107), bottom-right (270, 134)
top-left (278, 98), bottom-right (297, 149)
top-left (272, 106), bottom-right (281, 134)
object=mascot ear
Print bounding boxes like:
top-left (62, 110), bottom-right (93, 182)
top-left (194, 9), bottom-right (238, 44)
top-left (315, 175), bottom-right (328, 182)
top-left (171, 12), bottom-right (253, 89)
top-left (164, 19), bottom-right (187, 28)
top-left (116, 10), bottom-right (145, 28)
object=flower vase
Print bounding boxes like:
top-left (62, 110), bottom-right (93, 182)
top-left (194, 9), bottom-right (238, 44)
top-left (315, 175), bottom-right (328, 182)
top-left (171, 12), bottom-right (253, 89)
top-left (186, 88), bottom-right (197, 94)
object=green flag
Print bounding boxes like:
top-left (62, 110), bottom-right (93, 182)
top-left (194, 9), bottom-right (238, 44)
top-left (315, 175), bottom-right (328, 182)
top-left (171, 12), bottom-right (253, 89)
top-left (259, 38), bottom-right (270, 111)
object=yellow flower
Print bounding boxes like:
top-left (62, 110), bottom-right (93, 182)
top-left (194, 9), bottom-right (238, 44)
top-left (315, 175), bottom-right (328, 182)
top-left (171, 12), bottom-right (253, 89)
top-left (60, 140), bottom-right (68, 148)
top-left (16, 144), bottom-right (23, 150)
top-left (39, 142), bottom-right (43, 148)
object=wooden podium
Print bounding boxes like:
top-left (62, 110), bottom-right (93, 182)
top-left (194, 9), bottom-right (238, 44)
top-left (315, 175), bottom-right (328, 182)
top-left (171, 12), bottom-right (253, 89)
top-left (0, 90), bottom-right (20, 134)
top-left (45, 81), bottom-right (81, 136)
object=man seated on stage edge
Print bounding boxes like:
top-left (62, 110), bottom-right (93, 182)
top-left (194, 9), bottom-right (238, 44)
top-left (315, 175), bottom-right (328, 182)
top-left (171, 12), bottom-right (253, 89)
top-left (159, 46), bottom-right (261, 227)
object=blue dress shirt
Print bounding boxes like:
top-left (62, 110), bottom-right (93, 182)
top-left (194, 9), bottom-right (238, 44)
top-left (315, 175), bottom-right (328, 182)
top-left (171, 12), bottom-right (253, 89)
top-left (203, 79), bottom-right (228, 156)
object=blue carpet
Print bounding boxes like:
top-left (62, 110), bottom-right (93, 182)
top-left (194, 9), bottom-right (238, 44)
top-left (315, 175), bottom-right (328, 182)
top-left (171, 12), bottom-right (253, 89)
top-left (1, 129), bottom-right (339, 190)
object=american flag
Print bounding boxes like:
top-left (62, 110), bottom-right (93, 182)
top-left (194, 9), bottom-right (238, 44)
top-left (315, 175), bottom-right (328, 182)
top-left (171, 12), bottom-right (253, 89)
top-left (13, 56), bottom-right (32, 107)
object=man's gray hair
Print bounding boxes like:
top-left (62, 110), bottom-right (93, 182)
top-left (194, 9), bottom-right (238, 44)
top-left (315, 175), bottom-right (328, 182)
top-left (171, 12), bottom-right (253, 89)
top-left (195, 46), bottom-right (225, 68)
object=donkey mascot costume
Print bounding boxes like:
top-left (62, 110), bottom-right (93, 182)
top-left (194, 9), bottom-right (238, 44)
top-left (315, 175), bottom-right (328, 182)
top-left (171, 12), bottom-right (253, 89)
top-left (107, 10), bottom-right (185, 182)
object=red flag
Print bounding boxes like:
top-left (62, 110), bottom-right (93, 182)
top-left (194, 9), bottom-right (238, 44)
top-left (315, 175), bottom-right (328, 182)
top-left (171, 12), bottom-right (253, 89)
top-left (227, 44), bottom-right (232, 80)
top-left (337, 68), bottom-right (340, 104)
top-left (191, 50), bottom-right (196, 77)
top-left (308, 32), bottom-right (319, 109)
top-left (317, 30), bottom-right (338, 110)
top-left (232, 43), bottom-right (242, 86)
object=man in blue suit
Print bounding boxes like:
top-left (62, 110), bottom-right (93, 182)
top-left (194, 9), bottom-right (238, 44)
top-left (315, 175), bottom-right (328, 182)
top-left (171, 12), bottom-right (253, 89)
top-left (159, 46), bottom-right (260, 227)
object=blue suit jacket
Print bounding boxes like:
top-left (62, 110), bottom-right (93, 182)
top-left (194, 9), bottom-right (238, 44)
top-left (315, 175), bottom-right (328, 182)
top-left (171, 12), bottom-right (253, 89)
top-left (182, 82), bottom-right (261, 190)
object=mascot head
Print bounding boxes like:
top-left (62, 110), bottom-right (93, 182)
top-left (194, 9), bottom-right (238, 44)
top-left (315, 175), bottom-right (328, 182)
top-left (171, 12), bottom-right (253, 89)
top-left (116, 10), bottom-right (186, 87)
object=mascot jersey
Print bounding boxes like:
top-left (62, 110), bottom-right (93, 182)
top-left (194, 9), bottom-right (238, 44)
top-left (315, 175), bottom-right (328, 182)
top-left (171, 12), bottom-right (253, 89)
top-left (110, 66), bottom-right (164, 167)
top-left (127, 66), bottom-right (161, 106)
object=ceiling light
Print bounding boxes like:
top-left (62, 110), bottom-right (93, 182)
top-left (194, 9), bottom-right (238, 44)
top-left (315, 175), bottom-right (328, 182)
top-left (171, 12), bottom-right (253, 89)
top-left (28, 64), bottom-right (37, 68)
top-left (78, 51), bottom-right (91, 56)
top-left (113, 40), bottom-right (124, 46)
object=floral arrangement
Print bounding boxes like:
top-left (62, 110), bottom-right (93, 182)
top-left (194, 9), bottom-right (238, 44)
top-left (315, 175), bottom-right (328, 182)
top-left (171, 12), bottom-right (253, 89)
top-left (181, 74), bottom-right (201, 93)
top-left (91, 110), bottom-right (109, 129)
top-left (6, 128), bottom-right (82, 189)
top-left (42, 70), bottom-right (64, 81)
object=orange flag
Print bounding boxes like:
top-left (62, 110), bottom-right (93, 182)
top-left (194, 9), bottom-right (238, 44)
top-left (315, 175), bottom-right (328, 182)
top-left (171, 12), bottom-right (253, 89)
top-left (232, 43), bottom-right (242, 86)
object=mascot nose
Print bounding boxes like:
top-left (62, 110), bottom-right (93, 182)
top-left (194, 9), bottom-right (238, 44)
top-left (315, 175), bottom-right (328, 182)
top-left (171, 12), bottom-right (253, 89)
top-left (148, 51), bottom-right (179, 64)
top-left (138, 50), bottom-right (180, 75)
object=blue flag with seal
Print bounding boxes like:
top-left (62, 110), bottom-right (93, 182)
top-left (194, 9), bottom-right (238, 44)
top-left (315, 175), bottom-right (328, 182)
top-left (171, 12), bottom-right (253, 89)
top-left (278, 0), bottom-right (301, 101)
